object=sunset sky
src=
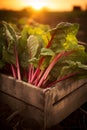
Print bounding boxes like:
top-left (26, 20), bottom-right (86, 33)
top-left (0, 0), bottom-right (87, 11)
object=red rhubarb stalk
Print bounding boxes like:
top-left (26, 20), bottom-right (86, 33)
top-left (37, 50), bottom-right (74, 87)
top-left (14, 44), bottom-right (21, 80)
top-left (30, 30), bottom-right (57, 84)
top-left (11, 64), bottom-right (17, 79)
top-left (44, 72), bottom-right (77, 88)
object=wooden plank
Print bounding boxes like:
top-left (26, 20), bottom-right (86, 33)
top-left (1, 73), bottom-right (87, 129)
top-left (46, 83), bottom-right (87, 128)
top-left (0, 91), bottom-right (44, 127)
top-left (44, 89), bottom-right (51, 130)
top-left (50, 77), bottom-right (87, 104)
top-left (0, 74), bottom-right (44, 110)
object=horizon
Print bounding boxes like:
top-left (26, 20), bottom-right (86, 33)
top-left (0, 0), bottom-right (87, 12)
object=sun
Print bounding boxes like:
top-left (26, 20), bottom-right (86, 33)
top-left (24, 0), bottom-right (46, 10)
top-left (30, 1), bottom-right (46, 10)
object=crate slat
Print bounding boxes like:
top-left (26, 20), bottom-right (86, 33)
top-left (45, 83), bottom-right (87, 128)
top-left (0, 91), bottom-right (44, 127)
top-left (0, 74), bottom-right (44, 110)
top-left (50, 78), bottom-right (87, 104)
top-left (0, 73), bottom-right (87, 129)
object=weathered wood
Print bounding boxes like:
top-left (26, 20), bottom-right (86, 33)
top-left (0, 91), bottom-right (44, 127)
top-left (50, 78), bottom-right (87, 104)
top-left (45, 83), bottom-right (87, 128)
top-left (0, 73), bottom-right (87, 129)
top-left (0, 74), bottom-right (44, 110)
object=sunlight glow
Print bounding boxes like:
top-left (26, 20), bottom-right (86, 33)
top-left (0, 0), bottom-right (87, 11)
top-left (24, 0), bottom-right (46, 10)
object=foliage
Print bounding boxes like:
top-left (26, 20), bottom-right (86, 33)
top-left (0, 21), bottom-right (87, 88)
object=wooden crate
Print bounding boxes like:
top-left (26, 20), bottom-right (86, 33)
top-left (0, 73), bottom-right (87, 129)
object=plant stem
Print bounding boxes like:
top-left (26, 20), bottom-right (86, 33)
top-left (37, 52), bottom-right (65, 87)
top-left (14, 43), bottom-right (21, 80)
top-left (37, 50), bottom-right (74, 87)
top-left (30, 30), bottom-right (57, 84)
top-left (11, 64), bottom-right (17, 79)
top-left (44, 72), bottom-right (77, 88)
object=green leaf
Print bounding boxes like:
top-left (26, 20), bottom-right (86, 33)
top-left (20, 25), bottom-right (29, 45)
top-left (49, 22), bottom-right (79, 53)
top-left (40, 48), bottom-right (55, 56)
top-left (27, 24), bottom-right (51, 47)
top-left (0, 60), bottom-right (5, 68)
top-left (0, 21), bottom-right (18, 65)
top-left (27, 35), bottom-right (41, 58)
top-left (77, 62), bottom-right (87, 70)
top-left (2, 21), bottom-right (17, 42)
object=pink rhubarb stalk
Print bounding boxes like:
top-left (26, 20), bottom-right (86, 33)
top-left (37, 50), bottom-right (75, 87)
top-left (30, 29), bottom-right (57, 84)
top-left (11, 64), bottom-right (17, 79)
top-left (44, 72), bottom-right (78, 88)
top-left (14, 44), bottom-right (21, 80)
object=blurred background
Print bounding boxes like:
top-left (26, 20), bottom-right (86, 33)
top-left (0, 0), bottom-right (87, 42)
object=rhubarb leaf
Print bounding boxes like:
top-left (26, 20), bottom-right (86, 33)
top-left (1, 21), bottom-right (17, 64)
top-left (49, 22), bottom-right (79, 53)
top-left (27, 24), bottom-right (51, 47)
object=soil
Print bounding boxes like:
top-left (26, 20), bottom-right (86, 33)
top-left (0, 102), bottom-right (87, 130)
